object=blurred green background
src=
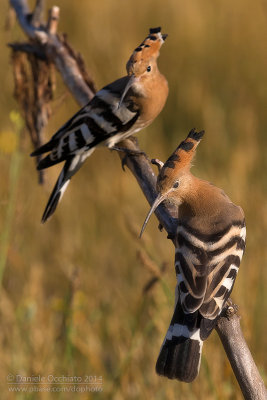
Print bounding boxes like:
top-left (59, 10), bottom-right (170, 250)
top-left (0, 0), bottom-right (266, 399)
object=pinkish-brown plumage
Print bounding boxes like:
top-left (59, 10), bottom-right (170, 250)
top-left (141, 129), bottom-right (246, 382)
top-left (31, 27), bottom-right (168, 222)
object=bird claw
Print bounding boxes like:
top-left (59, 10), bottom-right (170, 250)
top-left (167, 232), bottom-right (175, 240)
top-left (111, 146), bottom-right (146, 157)
top-left (111, 145), bottom-right (147, 171)
top-left (158, 224), bottom-right (175, 240)
top-left (151, 158), bottom-right (164, 172)
top-left (225, 300), bottom-right (238, 319)
top-left (158, 223), bottom-right (163, 232)
top-left (121, 155), bottom-right (127, 171)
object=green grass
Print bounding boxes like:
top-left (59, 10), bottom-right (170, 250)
top-left (0, 1), bottom-right (266, 399)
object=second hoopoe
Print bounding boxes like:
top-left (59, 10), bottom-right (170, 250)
top-left (31, 27), bottom-right (168, 223)
top-left (140, 129), bottom-right (246, 382)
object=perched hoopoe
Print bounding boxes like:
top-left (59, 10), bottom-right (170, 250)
top-left (31, 27), bottom-right (168, 222)
top-left (140, 129), bottom-right (246, 382)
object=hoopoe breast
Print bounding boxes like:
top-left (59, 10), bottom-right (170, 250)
top-left (132, 73), bottom-right (169, 127)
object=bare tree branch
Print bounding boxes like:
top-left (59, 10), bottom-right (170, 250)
top-left (31, 0), bottom-right (45, 27)
top-left (216, 302), bottom-right (267, 400)
top-left (9, 1), bottom-right (267, 397)
top-left (10, 0), bottom-right (47, 41)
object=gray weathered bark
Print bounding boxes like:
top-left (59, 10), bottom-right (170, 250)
top-left (216, 303), bottom-right (267, 399)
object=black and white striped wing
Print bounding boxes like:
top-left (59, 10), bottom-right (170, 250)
top-left (176, 221), bottom-right (246, 338)
top-left (31, 76), bottom-right (139, 170)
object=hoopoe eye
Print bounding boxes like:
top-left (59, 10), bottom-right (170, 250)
top-left (147, 66), bottom-right (151, 72)
top-left (173, 181), bottom-right (179, 188)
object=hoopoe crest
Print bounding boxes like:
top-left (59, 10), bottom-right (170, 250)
top-left (31, 27), bottom-right (168, 223)
top-left (141, 129), bottom-right (246, 382)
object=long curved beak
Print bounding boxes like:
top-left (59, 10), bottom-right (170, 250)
top-left (139, 194), bottom-right (166, 238)
top-left (118, 74), bottom-right (137, 108)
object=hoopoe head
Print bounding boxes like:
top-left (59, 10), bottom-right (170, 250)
top-left (126, 27), bottom-right (167, 77)
top-left (119, 27), bottom-right (167, 106)
top-left (140, 129), bottom-right (205, 237)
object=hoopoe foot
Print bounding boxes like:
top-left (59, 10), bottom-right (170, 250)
top-left (167, 232), bottom-right (176, 240)
top-left (225, 300), bottom-right (238, 319)
top-left (111, 146), bottom-right (146, 157)
top-left (111, 146), bottom-right (147, 171)
top-left (158, 223), bottom-right (175, 240)
top-left (151, 158), bottom-right (164, 172)
top-left (158, 223), bottom-right (163, 232)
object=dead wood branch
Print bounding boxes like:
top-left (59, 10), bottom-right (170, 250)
top-left (216, 302), bottom-right (267, 399)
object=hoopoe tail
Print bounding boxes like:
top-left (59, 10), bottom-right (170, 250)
top-left (41, 150), bottom-right (94, 223)
top-left (155, 302), bottom-right (203, 383)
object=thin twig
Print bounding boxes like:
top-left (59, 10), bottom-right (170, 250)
top-left (31, 0), bottom-right (45, 27)
top-left (46, 6), bottom-right (59, 35)
top-left (8, 42), bottom-right (46, 59)
top-left (10, 0), bottom-right (47, 42)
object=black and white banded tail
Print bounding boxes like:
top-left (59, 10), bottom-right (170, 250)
top-left (41, 150), bottom-right (94, 223)
top-left (156, 301), bottom-right (203, 382)
top-left (156, 220), bottom-right (246, 382)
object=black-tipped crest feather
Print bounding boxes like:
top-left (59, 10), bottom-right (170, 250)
top-left (188, 128), bottom-right (205, 141)
top-left (149, 27), bottom-right (161, 34)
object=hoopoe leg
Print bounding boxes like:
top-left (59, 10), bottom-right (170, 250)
top-left (111, 136), bottom-right (147, 157)
top-left (110, 145), bottom-right (147, 157)
top-left (111, 145), bottom-right (148, 171)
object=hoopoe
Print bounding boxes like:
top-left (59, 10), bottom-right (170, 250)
top-left (31, 27), bottom-right (168, 222)
top-left (140, 129), bottom-right (246, 382)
